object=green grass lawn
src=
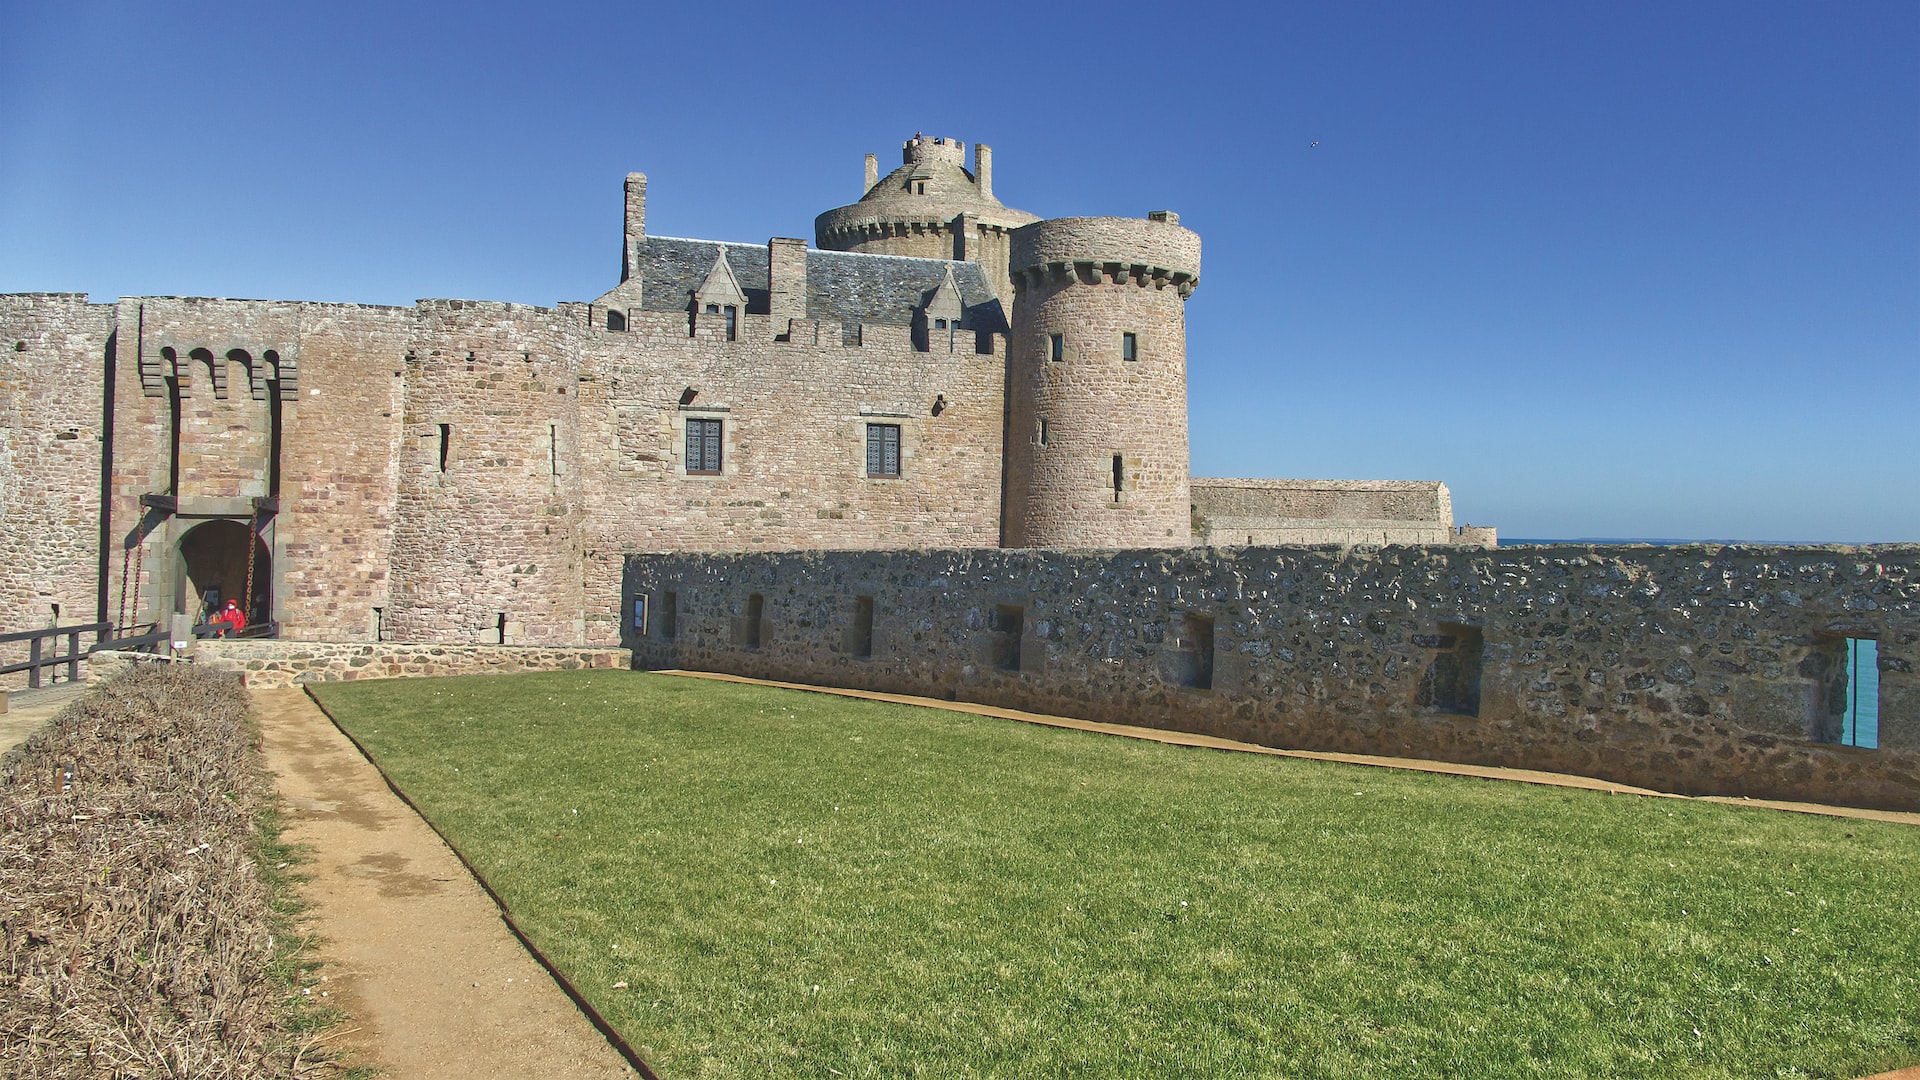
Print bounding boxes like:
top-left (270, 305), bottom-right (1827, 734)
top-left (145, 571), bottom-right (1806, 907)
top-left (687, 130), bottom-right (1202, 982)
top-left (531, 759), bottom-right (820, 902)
top-left (309, 671), bottom-right (1920, 1079)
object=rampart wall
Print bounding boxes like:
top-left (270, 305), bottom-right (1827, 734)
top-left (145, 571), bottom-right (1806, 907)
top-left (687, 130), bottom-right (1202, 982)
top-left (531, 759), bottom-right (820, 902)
top-left (625, 544), bottom-right (1920, 811)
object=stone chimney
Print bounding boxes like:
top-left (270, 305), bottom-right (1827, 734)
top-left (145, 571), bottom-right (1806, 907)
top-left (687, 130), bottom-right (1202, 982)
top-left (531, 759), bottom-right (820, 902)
top-left (767, 238), bottom-right (808, 334)
top-left (622, 172), bottom-right (647, 282)
top-left (975, 143), bottom-right (992, 199)
top-left (864, 154), bottom-right (878, 195)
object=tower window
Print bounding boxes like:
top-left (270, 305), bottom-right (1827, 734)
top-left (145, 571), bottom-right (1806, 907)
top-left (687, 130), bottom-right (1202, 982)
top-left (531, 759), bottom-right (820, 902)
top-left (686, 418), bottom-right (723, 474)
top-left (438, 423), bottom-right (451, 472)
top-left (1112, 454), bottom-right (1125, 502)
top-left (1049, 333), bottom-right (1064, 362)
top-left (1037, 418), bottom-right (1050, 446)
top-left (866, 423), bottom-right (901, 478)
top-left (1122, 332), bottom-right (1138, 361)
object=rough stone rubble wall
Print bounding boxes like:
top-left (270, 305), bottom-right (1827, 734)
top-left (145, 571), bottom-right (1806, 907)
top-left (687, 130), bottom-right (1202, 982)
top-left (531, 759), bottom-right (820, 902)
top-left (0, 295), bottom-right (112, 685)
top-left (88, 641), bottom-right (629, 689)
top-left (625, 544), bottom-right (1920, 811)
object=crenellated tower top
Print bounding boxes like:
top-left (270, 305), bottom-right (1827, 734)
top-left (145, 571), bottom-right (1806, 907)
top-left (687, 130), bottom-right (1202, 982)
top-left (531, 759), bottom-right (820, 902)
top-left (815, 132), bottom-right (1040, 302)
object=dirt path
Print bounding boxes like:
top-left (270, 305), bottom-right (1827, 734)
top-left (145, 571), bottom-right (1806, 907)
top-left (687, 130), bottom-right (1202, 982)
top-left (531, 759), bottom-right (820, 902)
top-left (252, 688), bottom-right (638, 1079)
top-left (662, 670), bottom-right (1920, 828)
top-left (0, 682), bottom-right (91, 757)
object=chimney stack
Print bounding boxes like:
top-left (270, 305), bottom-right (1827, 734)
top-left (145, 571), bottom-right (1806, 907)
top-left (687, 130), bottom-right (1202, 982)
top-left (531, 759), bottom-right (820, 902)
top-left (975, 143), bottom-right (992, 199)
top-left (622, 172), bottom-right (648, 282)
top-left (863, 153), bottom-right (878, 195)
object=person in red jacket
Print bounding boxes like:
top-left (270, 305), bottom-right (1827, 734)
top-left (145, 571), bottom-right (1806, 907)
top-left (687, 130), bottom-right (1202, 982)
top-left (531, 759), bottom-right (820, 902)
top-left (214, 598), bottom-right (247, 637)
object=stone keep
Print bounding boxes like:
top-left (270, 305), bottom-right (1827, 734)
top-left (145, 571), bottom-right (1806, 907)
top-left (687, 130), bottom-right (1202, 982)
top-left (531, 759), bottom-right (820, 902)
top-left (1004, 215), bottom-right (1201, 548)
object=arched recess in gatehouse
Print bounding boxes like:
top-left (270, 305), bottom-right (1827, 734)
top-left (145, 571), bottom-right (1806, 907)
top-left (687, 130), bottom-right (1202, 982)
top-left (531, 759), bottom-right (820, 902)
top-left (176, 519), bottom-right (272, 631)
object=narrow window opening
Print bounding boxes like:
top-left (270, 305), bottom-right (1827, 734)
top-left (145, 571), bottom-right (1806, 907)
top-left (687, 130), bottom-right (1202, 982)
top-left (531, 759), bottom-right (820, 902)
top-left (1037, 418), bottom-right (1050, 446)
top-left (723, 305), bottom-right (737, 341)
top-left (496, 611), bottom-right (508, 645)
top-left (1819, 636), bottom-right (1880, 748)
top-left (737, 593), bottom-right (764, 650)
top-left (549, 422), bottom-right (559, 477)
top-left (1049, 333), bottom-right (1064, 362)
top-left (916, 181), bottom-right (926, 195)
top-left (852, 595), bottom-right (874, 659)
top-left (438, 423), bottom-right (451, 472)
top-left (632, 595), bottom-right (648, 634)
top-left (1417, 624), bottom-right (1484, 716)
top-left (1122, 331), bottom-right (1138, 361)
top-left (1167, 611), bottom-right (1215, 690)
top-left (989, 604), bottom-right (1024, 672)
top-left (1112, 454), bottom-right (1125, 502)
top-left (686, 418), bottom-right (723, 474)
top-left (372, 606), bottom-right (384, 642)
top-left (866, 423), bottom-right (901, 478)
top-left (661, 591), bottom-right (678, 639)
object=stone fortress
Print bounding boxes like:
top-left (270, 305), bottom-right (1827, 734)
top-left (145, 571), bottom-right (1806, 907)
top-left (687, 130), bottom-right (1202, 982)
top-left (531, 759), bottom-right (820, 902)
top-left (1, 133), bottom-right (1489, 649)
top-left (6, 133), bottom-right (1912, 812)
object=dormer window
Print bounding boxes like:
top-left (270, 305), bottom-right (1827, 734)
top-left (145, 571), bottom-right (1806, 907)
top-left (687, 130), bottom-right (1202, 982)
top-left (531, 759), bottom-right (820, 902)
top-left (723, 306), bottom-right (737, 341)
top-left (916, 182), bottom-right (927, 195)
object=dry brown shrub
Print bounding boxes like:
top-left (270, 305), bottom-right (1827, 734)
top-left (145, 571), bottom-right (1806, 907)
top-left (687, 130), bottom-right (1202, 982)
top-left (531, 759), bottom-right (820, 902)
top-left (1, 664), bottom-right (320, 1078)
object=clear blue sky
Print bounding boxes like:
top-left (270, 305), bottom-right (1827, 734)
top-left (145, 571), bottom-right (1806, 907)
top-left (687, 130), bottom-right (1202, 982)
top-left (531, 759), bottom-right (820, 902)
top-left (4, 1), bottom-right (1915, 542)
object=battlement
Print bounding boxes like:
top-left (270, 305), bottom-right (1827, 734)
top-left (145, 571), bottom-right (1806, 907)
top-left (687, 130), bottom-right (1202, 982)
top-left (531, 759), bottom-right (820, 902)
top-left (902, 134), bottom-right (967, 167)
top-left (1008, 216), bottom-right (1201, 297)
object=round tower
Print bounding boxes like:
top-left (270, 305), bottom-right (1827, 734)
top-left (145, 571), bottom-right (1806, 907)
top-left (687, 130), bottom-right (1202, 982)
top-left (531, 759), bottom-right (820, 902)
top-left (815, 134), bottom-right (1040, 303)
top-left (1003, 213), bottom-right (1201, 549)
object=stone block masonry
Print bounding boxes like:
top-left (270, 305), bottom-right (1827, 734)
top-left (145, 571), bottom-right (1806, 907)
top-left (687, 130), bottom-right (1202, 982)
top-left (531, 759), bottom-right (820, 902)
top-left (88, 641), bottom-right (630, 689)
top-left (626, 544), bottom-right (1920, 812)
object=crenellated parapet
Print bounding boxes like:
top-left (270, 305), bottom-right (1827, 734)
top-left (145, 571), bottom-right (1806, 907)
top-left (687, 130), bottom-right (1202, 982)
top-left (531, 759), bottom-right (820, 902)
top-left (1007, 214), bottom-right (1201, 299)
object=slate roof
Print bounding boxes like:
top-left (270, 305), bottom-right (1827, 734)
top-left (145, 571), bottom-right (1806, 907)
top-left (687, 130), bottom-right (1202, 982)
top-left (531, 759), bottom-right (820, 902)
top-left (635, 237), bottom-right (1009, 333)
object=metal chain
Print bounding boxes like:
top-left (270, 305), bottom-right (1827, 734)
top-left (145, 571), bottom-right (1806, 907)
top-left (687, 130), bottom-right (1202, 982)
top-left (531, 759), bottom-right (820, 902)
top-left (129, 537), bottom-right (144, 632)
top-left (243, 506), bottom-right (258, 624)
top-left (116, 545), bottom-right (130, 631)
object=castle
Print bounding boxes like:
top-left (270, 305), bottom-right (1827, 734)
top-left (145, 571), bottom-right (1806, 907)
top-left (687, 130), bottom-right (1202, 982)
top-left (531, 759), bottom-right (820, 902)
top-left (1, 134), bottom-right (1491, 650)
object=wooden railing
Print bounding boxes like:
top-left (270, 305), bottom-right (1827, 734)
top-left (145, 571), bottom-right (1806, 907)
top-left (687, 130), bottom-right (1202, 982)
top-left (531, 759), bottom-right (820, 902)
top-left (0, 619), bottom-right (277, 689)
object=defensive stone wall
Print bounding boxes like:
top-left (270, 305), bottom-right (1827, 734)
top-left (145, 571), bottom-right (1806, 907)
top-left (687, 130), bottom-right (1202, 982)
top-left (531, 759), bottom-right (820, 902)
top-left (0, 295), bottom-right (113, 685)
top-left (1191, 478), bottom-right (1497, 547)
top-left (625, 544), bottom-right (1920, 811)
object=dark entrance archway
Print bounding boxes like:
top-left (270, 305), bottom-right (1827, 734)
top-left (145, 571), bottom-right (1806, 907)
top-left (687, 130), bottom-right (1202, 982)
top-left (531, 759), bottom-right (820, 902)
top-left (178, 519), bottom-right (270, 629)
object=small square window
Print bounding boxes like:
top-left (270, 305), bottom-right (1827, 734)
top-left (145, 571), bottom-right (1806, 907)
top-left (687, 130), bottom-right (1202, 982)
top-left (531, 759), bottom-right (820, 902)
top-left (686, 417), bottom-right (723, 474)
top-left (1049, 333), bottom-right (1064, 362)
top-left (866, 423), bottom-right (901, 477)
top-left (1122, 331), bottom-right (1137, 361)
